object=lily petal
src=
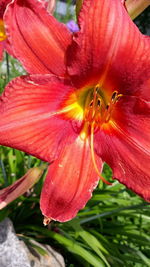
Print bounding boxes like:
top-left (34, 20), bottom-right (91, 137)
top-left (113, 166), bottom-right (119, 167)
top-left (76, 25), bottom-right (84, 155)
top-left (0, 167), bottom-right (43, 209)
top-left (112, 96), bottom-right (150, 151)
top-left (95, 96), bottom-right (150, 201)
top-left (0, 74), bottom-right (75, 162)
top-left (67, 0), bottom-right (150, 101)
top-left (40, 137), bottom-right (102, 222)
top-left (76, 0), bottom-right (149, 20)
top-left (4, 0), bottom-right (71, 75)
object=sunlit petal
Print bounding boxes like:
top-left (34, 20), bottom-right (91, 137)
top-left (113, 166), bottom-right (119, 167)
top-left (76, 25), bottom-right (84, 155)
top-left (67, 0), bottom-right (150, 102)
top-left (4, 0), bottom-right (72, 75)
top-left (40, 137), bottom-right (102, 222)
top-left (0, 74), bottom-right (75, 162)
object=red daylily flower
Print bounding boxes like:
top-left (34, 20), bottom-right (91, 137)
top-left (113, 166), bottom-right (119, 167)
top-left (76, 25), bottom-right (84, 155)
top-left (0, 0), bottom-right (150, 222)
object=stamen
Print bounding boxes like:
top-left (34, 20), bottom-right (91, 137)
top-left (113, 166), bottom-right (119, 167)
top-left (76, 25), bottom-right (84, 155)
top-left (95, 84), bottom-right (100, 93)
top-left (90, 122), bottom-right (112, 185)
top-left (97, 98), bottom-right (101, 107)
top-left (89, 100), bottom-right (93, 107)
top-left (102, 91), bottom-right (123, 124)
top-left (116, 94), bottom-right (123, 102)
top-left (111, 91), bottom-right (118, 102)
top-left (106, 104), bottom-right (110, 110)
top-left (111, 91), bottom-right (123, 104)
top-left (101, 104), bottom-right (111, 124)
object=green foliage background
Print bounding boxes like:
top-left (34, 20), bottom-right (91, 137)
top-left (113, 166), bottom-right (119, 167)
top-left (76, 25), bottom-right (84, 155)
top-left (0, 2), bottom-right (150, 267)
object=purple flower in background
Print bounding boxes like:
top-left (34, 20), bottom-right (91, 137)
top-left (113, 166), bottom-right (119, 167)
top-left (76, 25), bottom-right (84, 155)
top-left (66, 20), bottom-right (79, 32)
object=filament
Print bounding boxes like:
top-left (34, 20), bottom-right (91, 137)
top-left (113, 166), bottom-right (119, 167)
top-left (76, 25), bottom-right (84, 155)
top-left (90, 122), bottom-right (112, 185)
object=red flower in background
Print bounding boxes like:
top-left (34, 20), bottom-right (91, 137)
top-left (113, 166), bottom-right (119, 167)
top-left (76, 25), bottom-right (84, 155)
top-left (0, 0), bottom-right (150, 222)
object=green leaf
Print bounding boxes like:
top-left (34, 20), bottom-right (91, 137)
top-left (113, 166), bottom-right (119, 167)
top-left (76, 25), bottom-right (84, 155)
top-left (22, 225), bottom-right (105, 267)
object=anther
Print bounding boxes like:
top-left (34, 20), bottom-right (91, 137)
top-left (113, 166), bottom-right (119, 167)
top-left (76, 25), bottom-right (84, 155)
top-left (111, 91), bottom-right (118, 102)
top-left (95, 85), bottom-right (100, 93)
top-left (106, 104), bottom-right (110, 110)
top-left (97, 98), bottom-right (101, 107)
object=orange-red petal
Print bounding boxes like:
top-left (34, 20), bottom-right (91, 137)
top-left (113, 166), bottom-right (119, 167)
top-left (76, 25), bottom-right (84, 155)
top-left (4, 0), bottom-right (72, 75)
top-left (95, 96), bottom-right (150, 200)
top-left (0, 74), bottom-right (76, 162)
top-left (67, 0), bottom-right (150, 101)
top-left (40, 137), bottom-right (102, 222)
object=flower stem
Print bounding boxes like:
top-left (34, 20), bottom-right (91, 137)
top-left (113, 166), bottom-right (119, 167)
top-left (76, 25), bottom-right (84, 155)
top-left (5, 52), bottom-right (10, 82)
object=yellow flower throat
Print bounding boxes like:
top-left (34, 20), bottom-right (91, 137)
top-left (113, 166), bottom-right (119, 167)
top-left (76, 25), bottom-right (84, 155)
top-left (0, 19), bottom-right (7, 41)
top-left (60, 84), bottom-right (122, 184)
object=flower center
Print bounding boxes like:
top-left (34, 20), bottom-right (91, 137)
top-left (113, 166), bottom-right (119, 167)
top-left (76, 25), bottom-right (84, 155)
top-left (80, 84), bottom-right (122, 185)
top-left (0, 19), bottom-right (7, 41)
top-left (60, 84), bottom-right (122, 184)
top-left (80, 84), bottom-right (122, 140)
